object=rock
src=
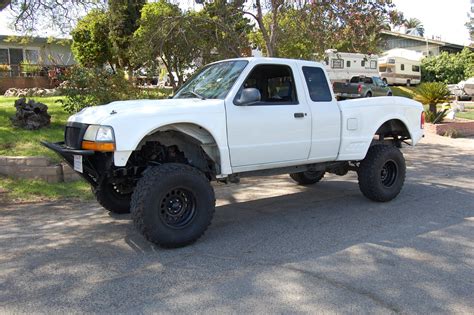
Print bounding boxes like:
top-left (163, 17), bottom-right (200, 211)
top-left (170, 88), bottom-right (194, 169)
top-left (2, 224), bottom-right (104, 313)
top-left (3, 87), bottom-right (60, 97)
top-left (10, 98), bottom-right (51, 130)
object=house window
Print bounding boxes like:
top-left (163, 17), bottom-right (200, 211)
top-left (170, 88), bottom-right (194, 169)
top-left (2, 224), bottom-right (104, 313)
top-left (0, 49), bottom-right (8, 64)
top-left (401, 64), bottom-right (405, 71)
top-left (25, 49), bottom-right (39, 64)
top-left (331, 59), bottom-right (344, 69)
top-left (412, 65), bottom-right (420, 72)
top-left (346, 60), bottom-right (351, 68)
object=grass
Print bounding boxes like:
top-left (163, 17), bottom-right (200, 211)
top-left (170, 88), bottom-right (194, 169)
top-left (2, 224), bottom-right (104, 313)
top-left (391, 86), bottom-right (417, 99)
top-left (457, 111), bottom-right (474, 120)
top-left (0, 96), bottom-right (68, 162)
top-left (0, 176), bottom-right (93, 203)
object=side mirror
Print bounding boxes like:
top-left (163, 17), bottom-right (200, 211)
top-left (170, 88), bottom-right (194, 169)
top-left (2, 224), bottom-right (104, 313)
top-left (235, 88), bottom-right (261, 106)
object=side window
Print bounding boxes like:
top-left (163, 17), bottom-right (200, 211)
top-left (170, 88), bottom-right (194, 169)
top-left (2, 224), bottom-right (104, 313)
top-left (238, 64), bottom-right (298, 105)
top-left (346, 60), bottom-right (351, 68)
top-left (364, 77), bottom-right (373, 84)
top-left (331, 59), bottom-right (344, 69)
top-left (370, 60), bottom-right (377, 69)
top-left (412, 65), bottom-right (420, 72)
top-left (401, 64), bottom-right (405, 71)
top-left (361, 60), bottom-right (366, 67)
top-left (302, 66), bottom-right (332, 102)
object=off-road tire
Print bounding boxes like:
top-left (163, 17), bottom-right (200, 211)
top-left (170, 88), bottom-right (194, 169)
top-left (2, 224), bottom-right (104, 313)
top-left (357, 145), bottom-right (406, 202)
top-left (93, 180), bottom-right (132, 214)
top-left (365, 92), bottom-right (372, 98)
top-left (130, 163), bottom-right (215, 248)
top-left (290, 170), bottom-right (325, 185)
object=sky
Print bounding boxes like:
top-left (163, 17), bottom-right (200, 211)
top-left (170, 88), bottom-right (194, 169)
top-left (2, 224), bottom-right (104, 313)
top-left (0, 0), bottom-right (472, 45)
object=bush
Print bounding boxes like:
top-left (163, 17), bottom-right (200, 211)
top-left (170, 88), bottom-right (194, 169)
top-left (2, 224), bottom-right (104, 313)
top-left (421, 48), bottom-right (474, 84)
top-left (58, 66), bottom-right (138, 113)
top-left (424, 109), bottom-right (448, 124)
top-left (415, 82), bottom-right (451, 124)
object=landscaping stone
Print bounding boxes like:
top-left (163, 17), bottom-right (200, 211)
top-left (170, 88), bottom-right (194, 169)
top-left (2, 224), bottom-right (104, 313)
top-left (10, 98), bottom-right (51, 130)
top-left (4, 87), bottom-right (61, 97)
top-left (0, 156), bottom-right (82, 183)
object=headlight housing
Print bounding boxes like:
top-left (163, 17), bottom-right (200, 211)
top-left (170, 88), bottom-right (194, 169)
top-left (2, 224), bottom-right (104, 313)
top-left (82, 125), bottom-right (115, 151)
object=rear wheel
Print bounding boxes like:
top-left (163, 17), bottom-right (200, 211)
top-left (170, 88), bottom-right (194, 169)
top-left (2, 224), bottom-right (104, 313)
top-left (290, 170), bottom-right (325, 185)
top-left (93, 179), bottom-right (132, 214)
top-left (406, 80), bottom-right (411, 87)
top-left (357, 145), bottom-right (406, 202)
top-left (131, 163), bottom-right (215, 248)
top-left (365, 92), bottom-right (372, 98)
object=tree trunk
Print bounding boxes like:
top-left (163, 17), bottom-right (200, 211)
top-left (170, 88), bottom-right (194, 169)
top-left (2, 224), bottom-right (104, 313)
top-left (429, 103), bottom-right (437, 114)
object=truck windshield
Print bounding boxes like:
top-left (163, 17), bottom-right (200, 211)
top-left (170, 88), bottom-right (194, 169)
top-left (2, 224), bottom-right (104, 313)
top-left (174, 60), bottom-right (248, 100)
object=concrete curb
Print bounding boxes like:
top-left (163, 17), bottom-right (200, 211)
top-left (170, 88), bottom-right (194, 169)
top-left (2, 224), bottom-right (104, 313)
top-left (0, 156), bottom-right (81, 183)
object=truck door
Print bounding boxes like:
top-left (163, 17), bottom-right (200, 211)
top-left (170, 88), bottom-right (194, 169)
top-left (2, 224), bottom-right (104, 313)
top-left (226, 62), bottom-right (312, 168)
top-left (299, 65), bottom-right (341, 161)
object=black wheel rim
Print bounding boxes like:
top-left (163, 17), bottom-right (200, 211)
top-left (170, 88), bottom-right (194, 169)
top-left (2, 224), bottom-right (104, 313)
top-left (159, 188), bottom-right (196, 229)
top-left (380, 160), bottom-right (398, 188)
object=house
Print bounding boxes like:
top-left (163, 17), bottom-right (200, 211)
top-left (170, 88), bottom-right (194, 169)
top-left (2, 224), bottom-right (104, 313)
top-left (379, 30), bottom-right (472, 57)
top-left (0, 35), bottom-right (76, 93)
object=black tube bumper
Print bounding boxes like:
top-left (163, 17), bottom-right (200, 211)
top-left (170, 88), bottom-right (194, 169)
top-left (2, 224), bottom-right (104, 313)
top-left (40, 141), bottom-right (99, 185)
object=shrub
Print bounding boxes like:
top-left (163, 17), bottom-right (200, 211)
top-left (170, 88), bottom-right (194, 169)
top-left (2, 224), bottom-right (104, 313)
top-left (414, 82), bottom-right (451, 124)
top-left (58, 66), bottom-right (138, 113)
top-left (443, 128), bottom-right (462, 138)
top-left (421, 48), bottom-right (474, 84)
top-left (424, 109), bottom-right (448, 124)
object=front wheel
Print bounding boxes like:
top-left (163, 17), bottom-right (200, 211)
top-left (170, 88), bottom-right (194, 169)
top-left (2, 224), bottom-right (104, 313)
top-left (131, 163), bottom-right (215, 248)
top-left (357, 145), bottom-right (406, 202)
top-left (290, 170), bottom-right (325, 185)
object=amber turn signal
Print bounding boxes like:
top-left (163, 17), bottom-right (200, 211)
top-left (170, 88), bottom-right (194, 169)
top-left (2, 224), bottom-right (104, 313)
top-left (82, 141), bottom-right (115, 152)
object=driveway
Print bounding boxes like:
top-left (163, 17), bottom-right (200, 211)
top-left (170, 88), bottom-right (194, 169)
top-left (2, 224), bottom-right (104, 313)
top-left (1, 134), bottom-right (473, 313)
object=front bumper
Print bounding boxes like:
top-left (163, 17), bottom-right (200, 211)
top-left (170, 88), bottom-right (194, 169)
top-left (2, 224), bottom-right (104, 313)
top-left (40, 141), bottom-right (100, 185)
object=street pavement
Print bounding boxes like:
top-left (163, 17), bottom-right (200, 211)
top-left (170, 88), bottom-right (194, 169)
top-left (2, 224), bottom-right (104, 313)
top-left (1, 133), bottom-right (473, 313)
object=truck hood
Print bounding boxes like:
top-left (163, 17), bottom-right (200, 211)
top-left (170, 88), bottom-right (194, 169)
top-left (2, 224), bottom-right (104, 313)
top-left (67, 98), bottom-right (224, 125)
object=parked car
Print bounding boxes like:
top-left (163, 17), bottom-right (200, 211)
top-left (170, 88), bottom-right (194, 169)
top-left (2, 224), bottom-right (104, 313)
top-left (333, 76), bottom-right (392, 99)
top-left (42, 57), bottom-right (424, 248)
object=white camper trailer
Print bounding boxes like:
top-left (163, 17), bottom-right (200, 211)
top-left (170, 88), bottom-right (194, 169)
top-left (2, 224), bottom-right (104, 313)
top-left (322, 49), bottom-right (379, 83)
top-left (378, 49), bottom-right (422, 86)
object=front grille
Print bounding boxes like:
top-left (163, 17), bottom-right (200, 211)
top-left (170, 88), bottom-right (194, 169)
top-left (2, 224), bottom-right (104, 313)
top-left (64, 123), bottom-right (88, 149)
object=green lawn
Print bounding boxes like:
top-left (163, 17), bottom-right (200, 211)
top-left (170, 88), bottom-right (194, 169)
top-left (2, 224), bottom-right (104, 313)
top-left (391, 86), bottom-right (417, 99)
top-left (0, 176), bottom-right (92, 202)
top-left (457, 111), bottom-right (474, 120)
top-left (0, 96), bottom-right (68, 161)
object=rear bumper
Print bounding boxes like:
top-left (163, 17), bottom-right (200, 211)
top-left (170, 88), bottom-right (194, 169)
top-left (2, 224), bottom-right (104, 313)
top-left (335, 93), bottom-right (362, 99)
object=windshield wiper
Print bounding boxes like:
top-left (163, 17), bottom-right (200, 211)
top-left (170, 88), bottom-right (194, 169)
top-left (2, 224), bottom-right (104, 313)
top-left (189, 90), bottom-right (206, 100)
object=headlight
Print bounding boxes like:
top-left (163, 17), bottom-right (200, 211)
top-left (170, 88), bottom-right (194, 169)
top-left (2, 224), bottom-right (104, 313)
top-left (82, 125), bottom-right (115, 152)
top-left (83, 125), bottom-right (115, 142)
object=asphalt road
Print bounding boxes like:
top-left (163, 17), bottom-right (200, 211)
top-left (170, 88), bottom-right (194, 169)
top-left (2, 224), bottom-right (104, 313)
top-left (1, 134), bottom-right (473, 314)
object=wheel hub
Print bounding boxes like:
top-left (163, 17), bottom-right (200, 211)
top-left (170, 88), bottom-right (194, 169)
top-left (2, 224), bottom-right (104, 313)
top-left (380, 160), bottom-right (398, 188)
top-left (160, 188), bottom-right (196, 228)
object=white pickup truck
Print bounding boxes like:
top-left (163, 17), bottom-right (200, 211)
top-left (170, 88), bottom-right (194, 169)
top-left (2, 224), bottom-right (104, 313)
top-left (43, 57), bottom-right (425, 248)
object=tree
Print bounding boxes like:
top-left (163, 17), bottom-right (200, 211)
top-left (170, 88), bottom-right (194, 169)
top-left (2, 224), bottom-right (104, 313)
top-left (108, 0), bottom-right (145, 69)
top-left (421, 48), bottom-right (474, 84)
top-left (404, 18), bottom-right (424, 37)
top-left (247, 1), bottom-right (397, 59)
top-left (414, 82), bottom-right (450, 119)
top-left (132, 0), bottom-right (202, 90)
top-left (0, 0), bottom-right (105, 34)
top-left (198, 0), bottom-right (253, 62)
top-left (71, 10), bottom-right (114, 69)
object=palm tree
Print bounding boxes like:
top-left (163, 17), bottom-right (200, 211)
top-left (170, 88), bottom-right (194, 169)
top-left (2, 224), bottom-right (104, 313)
top-left (405, 18), bottom-right (425, 37)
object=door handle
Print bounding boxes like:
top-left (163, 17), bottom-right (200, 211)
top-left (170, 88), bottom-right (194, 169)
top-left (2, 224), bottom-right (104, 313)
top-left (294, 112), bottom-right (306, 118)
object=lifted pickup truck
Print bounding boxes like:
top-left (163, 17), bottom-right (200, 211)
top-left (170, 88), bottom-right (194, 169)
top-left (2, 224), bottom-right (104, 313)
top-left (334, 76), bottom-right (392, 99)
top-left (43, 58), bottom-right (424, 248)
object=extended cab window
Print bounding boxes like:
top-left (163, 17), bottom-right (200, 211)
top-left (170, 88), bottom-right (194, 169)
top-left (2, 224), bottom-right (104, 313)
top-left (302, 66), bottom-right (332, 102)
top-left (236, 64), bottom-right (298, 105)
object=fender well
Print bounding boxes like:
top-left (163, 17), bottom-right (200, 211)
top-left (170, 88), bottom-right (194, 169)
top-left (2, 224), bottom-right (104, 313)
top-left (136, 123), bottom-right (221, 175)
top-left (375, 119), bottom-right (411, 141)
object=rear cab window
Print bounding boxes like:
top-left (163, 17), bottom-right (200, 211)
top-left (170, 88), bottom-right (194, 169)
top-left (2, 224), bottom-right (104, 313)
top-left (302, 66), bottom-right (332, 102)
